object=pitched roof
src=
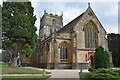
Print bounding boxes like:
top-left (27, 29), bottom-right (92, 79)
top-left (57, 12), bottom-right (84, 33)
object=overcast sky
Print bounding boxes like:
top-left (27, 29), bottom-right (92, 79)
top-left (0, 0), bottom-right (119, 35)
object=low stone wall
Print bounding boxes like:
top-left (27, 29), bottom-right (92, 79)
top-left (29, 63), bottom-right (88, 69)
top-left (23, 63), bottom-right (89, 69)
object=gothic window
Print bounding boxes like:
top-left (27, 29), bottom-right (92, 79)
top-left (84, 20), bottom-right (98, 48)
top-left (59, 42), bottom-right (68, 60)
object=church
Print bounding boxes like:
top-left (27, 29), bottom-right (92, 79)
top-left (22, 3), bottom-right (113, 69)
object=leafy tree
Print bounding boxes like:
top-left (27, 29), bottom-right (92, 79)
top-left (2, 1), bottom-right (37, 67)
top-left (94, 46), bottom-right (110, 69)
top-left (107, 33), bottom-right (120, 67)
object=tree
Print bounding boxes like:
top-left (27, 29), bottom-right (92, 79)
top-left (2, 1), bottom-right (37, 67)
top-left (103, 51), bottom-right (110, 68)
top-left (94, 46), bottom-right (110, 69)
top-left (0, 4), bottom-right (1, 29)
top-left (1, 51), bottom-right (10, 63)
top-left (0, 4), bottom-right (2, 62)
top-left (107, 33), bottom-right (120, 67)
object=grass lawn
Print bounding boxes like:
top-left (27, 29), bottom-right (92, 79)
top-left (1, 75), bottom-right (50, 78)
top-left (0, 75), bottom-right (51, 80)
top-left (79, 72), bottom-right (90, 80)
top-left (1, 76), bottom-right (50, 80)
top-left (0, 64), bottom-right (51, 79)
top-left (1, 64), bottom-right (51, 74)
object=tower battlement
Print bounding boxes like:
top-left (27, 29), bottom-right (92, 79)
top-left (39, 10), bottom-right (63, 40)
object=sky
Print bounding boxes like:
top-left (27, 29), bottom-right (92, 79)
top-left (31, 2), bottom-right (118, 35)
top-left (0, 0), bottom-right (119, 53)
top-left (0, 0), bottom-right (119, 35)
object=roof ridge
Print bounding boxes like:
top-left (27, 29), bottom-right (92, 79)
top-left (57, 12), bottom-right (84, 33)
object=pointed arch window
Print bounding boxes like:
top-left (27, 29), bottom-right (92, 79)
top-left (59, 42), bottom-right (68, 60)
top-left (84, 21), bottom-right (98, 48)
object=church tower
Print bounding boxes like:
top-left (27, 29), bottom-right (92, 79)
top-left (39, 10), bottom-right (63, 40)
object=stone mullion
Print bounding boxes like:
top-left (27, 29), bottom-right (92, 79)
top-left (63, 46), bottom-right (65, 59)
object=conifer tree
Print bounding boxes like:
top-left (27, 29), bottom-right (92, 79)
top-left (94, 46), bottom-right (110, 69)
top-left (2, 1), bottom-right (37, 67)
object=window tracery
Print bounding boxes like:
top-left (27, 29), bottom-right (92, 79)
top-left (59, 42), bottom-right (68, 60)
top-left (84, 20), bottom-right (98, 48)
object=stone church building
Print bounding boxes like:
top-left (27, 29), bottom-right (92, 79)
top-left (22, 4), bottom-right (112, 69)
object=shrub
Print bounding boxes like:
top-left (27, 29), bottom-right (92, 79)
top-left (80, 72), bottom-right (90, 79)
top-left (88, 67), bottom-right (96, 72)
top-left (89, 68), bottom-right (119, 80)
top-left (94, 46), bottom-right (110, 69)
top-left (89, 73), bottom-right (119, 80)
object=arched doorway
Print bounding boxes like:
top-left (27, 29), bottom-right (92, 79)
top-left (90, 55), bottom-right (94, 67)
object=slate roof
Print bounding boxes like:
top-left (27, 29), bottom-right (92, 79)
top-left (57, 12), bottom-right (84, 33)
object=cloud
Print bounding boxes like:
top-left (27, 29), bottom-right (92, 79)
top-left (52, 4), bottom-right (85, 25)
top-left (91, 2), bottom-right (118, 34)
top-left (105, 24), bottom-right (118, 34)
top-left (63, 7), bottom-right (83, 25)
top-left (35, 19), bottom-right (40, 35)
top-left (28, 0), bottom-right (120, 2)
top-left (1, 1), bottom-right (118, 35)
top-left (0, 0), bottom-right (2, 6)
top-left (31, 2), bottom-right (86, 35)
top-left (31, 2), bottom-right (85, 35)
top-left (104, 3), bottom-right (118, 17)
top-left (32, 2), bottom-right (118, 35)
